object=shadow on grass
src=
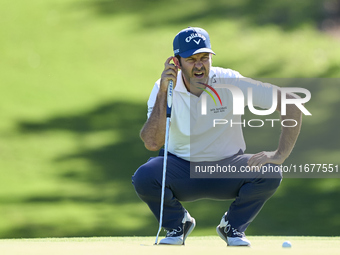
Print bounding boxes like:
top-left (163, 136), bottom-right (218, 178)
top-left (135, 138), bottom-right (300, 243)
top-left (17, 101), bottom-right (155, 189)
top-left (77, 0), bottom-right (335, 31)
top-left (15, 81), bottom-right (340, 237)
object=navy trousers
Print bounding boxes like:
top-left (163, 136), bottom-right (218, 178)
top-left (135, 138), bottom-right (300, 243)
top-left (132, 150), bottom-right (282, 232)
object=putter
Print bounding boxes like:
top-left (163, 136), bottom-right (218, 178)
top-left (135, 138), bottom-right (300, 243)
top-left (154, 79), bottom-right (174, 245)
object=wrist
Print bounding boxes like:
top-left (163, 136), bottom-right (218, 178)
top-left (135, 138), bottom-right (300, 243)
top-left (159, 79), bottom-right (169, 93)
top-left (275, 150), bottom-right (289, 162)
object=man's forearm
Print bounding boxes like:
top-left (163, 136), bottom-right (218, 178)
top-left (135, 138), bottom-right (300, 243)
top-left (140, 90), bottom-right (168, 151)
top-left (276, 104), bottom-right (302, 161)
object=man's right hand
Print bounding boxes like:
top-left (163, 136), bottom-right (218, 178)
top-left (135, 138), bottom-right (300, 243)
top-left (160, 56), bottom-right (179, 93)
top-left (140, 56), bottom-right (178, 151)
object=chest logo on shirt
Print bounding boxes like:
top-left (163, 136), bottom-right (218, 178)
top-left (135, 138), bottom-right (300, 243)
top-left (196, 82), bottom-right (223, 106)
top-left (210, 106), bottom-right (228, 114)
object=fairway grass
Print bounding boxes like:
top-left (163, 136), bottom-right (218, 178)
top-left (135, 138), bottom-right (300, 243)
top-left (0, 236), bottom-right (339, 255)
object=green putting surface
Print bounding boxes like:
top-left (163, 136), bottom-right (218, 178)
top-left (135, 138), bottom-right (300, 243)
top-left (0, 236), bottom-right (339, 255)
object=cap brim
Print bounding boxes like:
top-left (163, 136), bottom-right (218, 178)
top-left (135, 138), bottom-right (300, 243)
top-left (178, 48), bottom-right (215, 58)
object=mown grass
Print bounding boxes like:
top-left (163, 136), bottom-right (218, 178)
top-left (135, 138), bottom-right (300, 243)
top-left (0, 0), bottom-right (339, 238)
top-left (0, 236), bottom-right (339, 255)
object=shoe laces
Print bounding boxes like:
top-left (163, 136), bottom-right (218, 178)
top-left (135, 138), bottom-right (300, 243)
top-left (165, 226), bottom-right (183, 237)
top-left (230, 228), bottom-right (244, 237)
top-left (223, 220), bottom-right (244, 238)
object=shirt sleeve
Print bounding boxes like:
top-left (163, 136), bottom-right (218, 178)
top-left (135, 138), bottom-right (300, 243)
top-left (213, 68), bottom-right (278, 110)
top-left (147, 79), bottom-right (160, 119)
top-left (237, 77), bottom-right (278, 110)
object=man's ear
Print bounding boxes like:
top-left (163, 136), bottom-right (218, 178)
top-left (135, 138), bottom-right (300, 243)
top-left (173, 57), bottom-right (181, 69)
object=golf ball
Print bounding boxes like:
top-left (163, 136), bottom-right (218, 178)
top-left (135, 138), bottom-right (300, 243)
top-left (282, 241), bottom-right (292, 248)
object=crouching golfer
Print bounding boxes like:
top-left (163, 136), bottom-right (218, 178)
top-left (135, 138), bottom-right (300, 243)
top-left (132, 27), bottom-right (302, 246)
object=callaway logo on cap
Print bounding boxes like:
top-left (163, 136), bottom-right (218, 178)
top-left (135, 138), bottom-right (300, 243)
top-left (173, 27), bottom-right (215, 58)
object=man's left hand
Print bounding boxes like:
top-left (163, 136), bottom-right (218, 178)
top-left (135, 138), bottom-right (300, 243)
top-left (247, 151), bottom-right (286, 168)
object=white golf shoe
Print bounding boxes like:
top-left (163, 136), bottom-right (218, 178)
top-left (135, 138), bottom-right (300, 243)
top-left (216, 212), bottom-right (251, 247)
top-left (159, 210), bottom-right (196, 245)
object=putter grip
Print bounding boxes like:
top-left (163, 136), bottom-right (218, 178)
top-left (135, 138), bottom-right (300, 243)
top-left (166, 80), bottom-right (174, 117)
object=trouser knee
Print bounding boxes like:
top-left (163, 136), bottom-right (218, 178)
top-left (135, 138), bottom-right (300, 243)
top-left (259, 163), bottom-right (282, 193)
top-left (262, 175), bottom-right (282, 192)
top-left (132, 161), bottom-right (161, 198)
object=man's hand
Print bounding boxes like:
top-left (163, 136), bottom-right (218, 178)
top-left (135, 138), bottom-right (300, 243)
top-left (160, 56), bottom-right (178, 93)
top-left (140, 56), bottom-right (179, 151)
top-left (247, 151), bottom-right (286, 168)
top-left (247, 89), bottom-right (303, 169)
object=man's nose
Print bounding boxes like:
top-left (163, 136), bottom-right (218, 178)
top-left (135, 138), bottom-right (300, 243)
top-left (194, 61), bottom-right (203, 69)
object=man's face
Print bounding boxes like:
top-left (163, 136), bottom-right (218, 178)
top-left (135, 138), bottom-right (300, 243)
top-left (179, 53), bottom-right (212, 88)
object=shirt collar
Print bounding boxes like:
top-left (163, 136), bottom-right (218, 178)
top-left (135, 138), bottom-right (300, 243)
top-left (174, 70), bottom-right (188, 93)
